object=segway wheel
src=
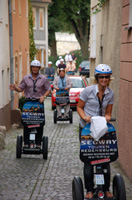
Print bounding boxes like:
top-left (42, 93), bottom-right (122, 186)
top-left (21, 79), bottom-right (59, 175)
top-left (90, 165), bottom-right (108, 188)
top-left (16, 135), bottom-right (22, 159)
top-left (42, 136), bottom-right (48, 160)
top-left (54, 109), bottom-right (57, 124)
top-left (113, 173), bottom-right (126, 200)
top-left (69, 109), bottom-right (73, 124)
top-left (72, 176), bottom-right (84, 200)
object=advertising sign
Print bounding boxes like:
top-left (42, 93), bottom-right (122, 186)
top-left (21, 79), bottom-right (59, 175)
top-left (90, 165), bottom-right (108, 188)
top-left (80, 123), bottom-right (118, 165)
top-left (21, 101), bottom-right (45, 126)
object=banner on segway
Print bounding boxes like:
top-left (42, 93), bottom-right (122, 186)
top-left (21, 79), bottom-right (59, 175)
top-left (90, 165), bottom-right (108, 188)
top-left (56, 90), bottom-right (69, 105)
top-left (21, 101), bottom-right (45, 126)
top-left (80, 123), bottom-right (118, 164)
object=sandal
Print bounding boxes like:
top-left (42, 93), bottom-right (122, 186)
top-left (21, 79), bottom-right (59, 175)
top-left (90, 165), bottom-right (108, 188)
top-left (105, 191), bottom-right (113, 197)
top-left (85, 192), bottom-right (93, 199)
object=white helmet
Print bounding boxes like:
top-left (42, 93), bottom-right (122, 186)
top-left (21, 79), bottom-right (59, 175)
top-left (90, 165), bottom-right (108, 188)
top-left (60, 58), bottom-right (64, 62)
top-left (59, 56), bottom-right (62, 59)
top-left (48, 61), bottom-right (52, 65)
top-left (30, 60), bottom-right (41, 67)
top-left (95, 64), bottom-right (112, 76)
top-left (69, 58), bottom-right (73, 61)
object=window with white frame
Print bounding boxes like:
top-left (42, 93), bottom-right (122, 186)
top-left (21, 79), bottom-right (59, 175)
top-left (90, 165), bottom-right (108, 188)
top-left (90, 9), bottom-right (97, 58)
top-left (39, 8), bottom-right (44, 30)
top-left (32, 8), bottom-right (36, 29)
top-left (4, 0), bottom-right (8, 25)
top-left (0, 0), bottom-right (3, 23)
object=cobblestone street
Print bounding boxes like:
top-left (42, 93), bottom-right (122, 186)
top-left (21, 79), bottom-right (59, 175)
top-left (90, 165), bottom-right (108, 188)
top-left (0, 98), bottom-right (132, 200)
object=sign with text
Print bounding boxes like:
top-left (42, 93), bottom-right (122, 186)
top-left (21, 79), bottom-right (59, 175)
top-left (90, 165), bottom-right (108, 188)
top-left (22, 101), bottom-right (45, 126)
top-left (80, 123), bottom-right (118, 165)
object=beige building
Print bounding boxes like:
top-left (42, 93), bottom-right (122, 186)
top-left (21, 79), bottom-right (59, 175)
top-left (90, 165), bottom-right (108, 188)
top-left (90, 0), bottom-right (122, 131)
top-left (90, 0), bottom-right (132, 181)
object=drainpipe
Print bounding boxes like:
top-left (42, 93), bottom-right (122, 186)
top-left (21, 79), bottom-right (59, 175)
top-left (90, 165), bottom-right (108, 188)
top-left (8, 0), bottom-right (14, 109)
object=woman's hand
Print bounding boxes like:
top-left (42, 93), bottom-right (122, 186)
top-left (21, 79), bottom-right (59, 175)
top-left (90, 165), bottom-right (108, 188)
top-left (83, 116), bottom-right (91, 123)
top-left (105, 115), bottom-right (111, 122)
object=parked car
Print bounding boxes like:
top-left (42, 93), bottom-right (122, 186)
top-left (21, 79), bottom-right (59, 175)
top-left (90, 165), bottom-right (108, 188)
top-left (51, 75), bottom-right (89, 110)
top-left (79, 60), bottom-right (90, 76)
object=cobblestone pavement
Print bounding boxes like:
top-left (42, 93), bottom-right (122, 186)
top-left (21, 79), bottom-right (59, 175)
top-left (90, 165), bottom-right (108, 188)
top-left (0, 98), bottom-right (132, 200)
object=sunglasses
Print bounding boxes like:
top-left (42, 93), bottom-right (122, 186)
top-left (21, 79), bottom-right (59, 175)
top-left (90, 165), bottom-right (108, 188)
top-left (98, 75), bottom-right (110, 79)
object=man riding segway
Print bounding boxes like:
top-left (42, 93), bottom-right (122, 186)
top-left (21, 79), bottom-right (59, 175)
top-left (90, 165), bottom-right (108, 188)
top-left (10, 60), bottom-right (51, 149)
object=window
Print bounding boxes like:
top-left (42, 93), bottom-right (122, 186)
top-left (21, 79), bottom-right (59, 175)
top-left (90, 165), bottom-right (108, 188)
top-left (19, 0), bottom-right (21, 15)
top-left (13, 0), bottom-right (15, 12)
top-left (0, 0), bottom-right (3, 23)
top-left (90, 9), bottom-right (97, 58)
top-left (4, 0), bottom-right (8, 25)
top-left (129, 0), bottom-right (132, 28)
top-left (32, 8), bottom-right (36, 29)
top-left (27, 52), bottom-right (30, 74)
top-left (2, 70), bottom-right (4, 106)
top-left (39, 9), bottom-right (44, 30)
top-left (26, 0), bottom-right (28, 19)
top-left (7, 68), bottom-right (10, 100)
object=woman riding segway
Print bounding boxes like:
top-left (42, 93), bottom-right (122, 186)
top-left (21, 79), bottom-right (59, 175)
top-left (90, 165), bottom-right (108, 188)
top-left (77, 64), bottom-right (114, 198)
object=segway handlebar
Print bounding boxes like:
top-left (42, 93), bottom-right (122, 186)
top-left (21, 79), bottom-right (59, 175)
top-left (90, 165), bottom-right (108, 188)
top-left (110, 118), bottom-right (116, 122)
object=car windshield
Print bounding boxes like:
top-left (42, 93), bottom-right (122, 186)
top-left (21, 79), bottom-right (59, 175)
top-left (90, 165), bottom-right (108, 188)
top-left (81, 61), bottom-right (90, 68)
top-left (70, 78), bottom-right (85, 88)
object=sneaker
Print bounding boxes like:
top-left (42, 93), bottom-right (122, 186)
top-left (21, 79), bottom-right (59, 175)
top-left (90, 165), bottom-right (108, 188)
top-left (105, 191), bottom-right (113, 197)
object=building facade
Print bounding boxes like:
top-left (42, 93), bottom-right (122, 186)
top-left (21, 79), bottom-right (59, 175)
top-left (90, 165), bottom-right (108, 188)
top-left (90, 0), bottom-right (122, 131)
top-left (31, 0), bottom-right (51, 72)
top-left (12, 0), bottom-right (30, 109)
top-left (118, 0), bottom-right (132, 180)
top-left (0, 0), bottom-right (11, 130)
top-left (90, 0), bottom-right (132, 181)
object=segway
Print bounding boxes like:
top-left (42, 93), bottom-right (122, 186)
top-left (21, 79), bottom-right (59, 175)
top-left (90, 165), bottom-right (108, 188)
top-left (53, 89), bottom-right (73, 124)
top-left (67, 71), bottom-right (75, 75)
top-left (72, 119), bottom-right (126, 200)
top-left (16, 99), bottom-right (48, 159)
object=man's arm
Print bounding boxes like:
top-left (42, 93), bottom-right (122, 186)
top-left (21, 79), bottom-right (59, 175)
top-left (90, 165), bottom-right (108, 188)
top-left (10, 84), bottom-right (23, 92)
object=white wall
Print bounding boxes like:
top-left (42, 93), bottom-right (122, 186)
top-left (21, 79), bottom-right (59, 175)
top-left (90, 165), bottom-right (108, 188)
top-left (0, 0), bottom-right (10, 108)
top-left (55, 32), bottom-right (80, 55)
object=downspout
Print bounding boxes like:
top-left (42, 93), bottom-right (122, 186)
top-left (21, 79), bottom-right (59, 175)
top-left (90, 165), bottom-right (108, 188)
top-left (8, 0), bottom-right (14, 109)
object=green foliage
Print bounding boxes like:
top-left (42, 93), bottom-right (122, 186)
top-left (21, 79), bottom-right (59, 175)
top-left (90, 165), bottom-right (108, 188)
top-left (93, 0), bottom-right (108, 14)
top-left (48, 0), bottom-right (90, 59)
top-left (19, 96), bottom-right (26, 111)
top-left (28, 0), bottom-right (37, 62)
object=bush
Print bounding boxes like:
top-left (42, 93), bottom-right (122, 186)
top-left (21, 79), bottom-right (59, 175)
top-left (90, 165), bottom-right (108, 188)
top-left (19, 96), bottom-right (26, 111)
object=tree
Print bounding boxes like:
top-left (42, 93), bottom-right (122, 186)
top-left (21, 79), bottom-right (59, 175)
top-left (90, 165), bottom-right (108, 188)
top-left (61, 0), bottom-right (90, 60)
top-left (48, 0), bottom-right (90, 59)
top-left (48, 1), bottom-right (64, 57)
